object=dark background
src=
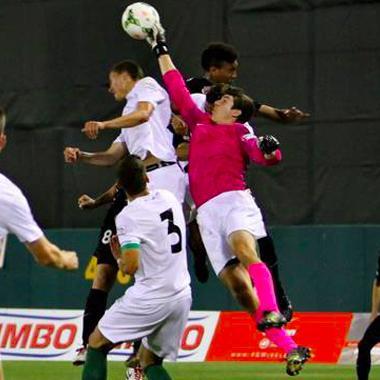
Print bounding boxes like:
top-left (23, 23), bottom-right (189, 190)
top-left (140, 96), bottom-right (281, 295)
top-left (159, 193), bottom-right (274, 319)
top-left (0, 0), bottom-right (379, 229)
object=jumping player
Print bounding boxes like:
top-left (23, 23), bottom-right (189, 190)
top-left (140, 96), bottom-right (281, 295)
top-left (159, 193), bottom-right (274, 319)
top-left (144, 23), bottom-right (311, 376)
top-left (64, 60), bottom-right (185, 379)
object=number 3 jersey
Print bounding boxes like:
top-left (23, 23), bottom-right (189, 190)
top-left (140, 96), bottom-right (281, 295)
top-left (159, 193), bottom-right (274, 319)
top-left (115, 189), bottom-right (191, 304)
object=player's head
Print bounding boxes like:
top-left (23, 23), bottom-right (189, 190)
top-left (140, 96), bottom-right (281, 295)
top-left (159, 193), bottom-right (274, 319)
top-left (109, 60), bottom-right (144, 101)
top-left (201, 43), bottom-right (238, 84)
top-left (117, 155), bottom-right (149, 198)
top-left (206, 84), bottom-right (254, 124)
top-left (0, 107), bottom-right (7, 152)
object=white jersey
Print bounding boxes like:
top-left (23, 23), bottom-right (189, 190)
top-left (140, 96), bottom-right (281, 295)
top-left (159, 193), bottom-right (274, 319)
top-left (114, 77), bottom-right (176, 162)
top-left (115, 189), bottom-right (190, 304)
top-left (0, 173), bottom-right (43, 243)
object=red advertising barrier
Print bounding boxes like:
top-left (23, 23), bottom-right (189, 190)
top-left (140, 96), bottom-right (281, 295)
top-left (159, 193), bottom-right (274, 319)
top-left (206, 312), bottom-right (353, 363)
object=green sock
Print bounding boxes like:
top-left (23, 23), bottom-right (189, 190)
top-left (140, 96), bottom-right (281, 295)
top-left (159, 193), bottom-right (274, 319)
top-left (82, 347), bottom-right (107, 380)
top-left (145, 364), bottom-right (172, 380)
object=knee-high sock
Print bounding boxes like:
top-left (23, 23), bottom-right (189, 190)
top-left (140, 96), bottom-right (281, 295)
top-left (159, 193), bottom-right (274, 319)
top-left (257, 236), bottom-right (287, 302)
top-left (247, 262), bottom-right (278, 312)
top-left (145, 364), bottom-right (172, 380)
top-left (252, 308), bottom-right (297, 354)
top-left (82, 289), bottom-right (108, 346)
top-left (82, 347), bottom-right (107, 380)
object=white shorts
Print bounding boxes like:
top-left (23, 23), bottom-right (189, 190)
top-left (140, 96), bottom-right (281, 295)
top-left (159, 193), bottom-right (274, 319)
top-left (98, 294), bottom-right (191, 361)
top-left (147, 164), bottom-right (186, 204)
top-left (197, 190), bottom-right (267, 275)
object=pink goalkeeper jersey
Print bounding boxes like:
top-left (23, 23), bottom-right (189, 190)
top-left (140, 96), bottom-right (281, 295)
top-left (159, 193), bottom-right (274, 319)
top-left (163, 69), bottom-right (282, 208)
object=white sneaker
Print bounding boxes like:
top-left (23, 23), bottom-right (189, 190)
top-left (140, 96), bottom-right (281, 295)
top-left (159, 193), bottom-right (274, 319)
top-left (125, 365), bottom-right (143, 380)
top-left (72, 346), bottom-right (87, 366)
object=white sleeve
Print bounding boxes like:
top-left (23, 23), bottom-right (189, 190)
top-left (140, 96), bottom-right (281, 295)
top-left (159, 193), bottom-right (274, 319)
top-left (116, 210), bottom-right (142, 248)
top-left (5, 193), bottom-right (44, 243)
top-left (113, 132), bottom-right (124, 144)
top-left (243, 122), bottom-right (257, 137)
top-left (190, 93), bottom-right (207, 111)
top-left (136, 77), bottom-right (165, 108)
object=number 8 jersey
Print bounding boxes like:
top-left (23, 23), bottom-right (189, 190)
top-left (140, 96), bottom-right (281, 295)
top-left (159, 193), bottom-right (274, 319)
top-left (115, 189), bottom-right (191, 304)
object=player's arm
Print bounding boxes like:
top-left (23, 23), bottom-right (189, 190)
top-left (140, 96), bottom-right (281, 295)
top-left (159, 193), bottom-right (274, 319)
top-left (370, 255), bottom-right (380, 321)
top-left (118, 242), bottom-right (140, 275)
top-left (78, 183), bottom-right (118, 210)
top-left (25, 236), bottom-right (78, 270)
top-left (82, 102), bottom-right (154, 139)
top-left (63, 142), bottom-right (127, 166)
top-left (257, 104), bottom-right (310, 123)
top-left (147, 25), bottom-right (205, 131)
top-left (238, 127), bottom-right (282, 166)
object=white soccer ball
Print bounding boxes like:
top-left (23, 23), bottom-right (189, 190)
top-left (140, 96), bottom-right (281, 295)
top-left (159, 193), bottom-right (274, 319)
top-left (121, 2), bottom-right (159, 40)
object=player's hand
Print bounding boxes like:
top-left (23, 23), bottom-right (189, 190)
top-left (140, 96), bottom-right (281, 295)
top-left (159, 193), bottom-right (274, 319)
top-left (64, 147), bottom-right (81, 163)
top-left (110, 235), bottom-right (121, 261)
top-left (78, 194), bottom-right (96, 210)
top-left (82, 121), bottom-right (106, 140)
top-left (277, 107), bottom-right (310, 123)
top-left (146, 21), bottom-right (166, 48)
top-left (61, 250), bottom-right (79, 270)
top-left (171, 114), bottom-right (188, 136)
top-left (259, 135), bottom-right (280, 155)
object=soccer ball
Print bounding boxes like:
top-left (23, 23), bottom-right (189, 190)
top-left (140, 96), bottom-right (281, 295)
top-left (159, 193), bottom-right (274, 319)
top-left (121, 2), bottom-right (159, 40)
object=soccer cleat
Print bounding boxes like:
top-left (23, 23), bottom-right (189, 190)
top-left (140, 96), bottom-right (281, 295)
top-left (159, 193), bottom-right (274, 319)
top-left (72, 346), bottom-right (87, 366)
top-left (278, 295), bottom-right (294, 323)
top-left (286, 346), bottom-right (311, 376)
top-left (257, 311), bottom-right (287, 332)
top-left (125, 367), bottom-right (144, 380)
top-left (125, 356), bottom-right (144, 380)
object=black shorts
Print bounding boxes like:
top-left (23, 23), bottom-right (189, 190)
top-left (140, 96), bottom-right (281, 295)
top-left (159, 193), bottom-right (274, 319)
top-left (94, 189), bottom-right (127, 267)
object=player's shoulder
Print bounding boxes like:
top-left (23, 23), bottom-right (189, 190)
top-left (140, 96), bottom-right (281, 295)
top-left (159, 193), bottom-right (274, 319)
top-left (0, 173), bottom-right (28, 204)
top-left (137, 76), bottom-right (161, 90)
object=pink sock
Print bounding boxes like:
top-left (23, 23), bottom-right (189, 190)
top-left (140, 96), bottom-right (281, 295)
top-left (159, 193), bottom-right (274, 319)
top-left (252, 308), bottom-right (297, 354)
top-left (248, 262), bottom-right (279, 312)
top-left (265, 328), bottom-right (298, 354)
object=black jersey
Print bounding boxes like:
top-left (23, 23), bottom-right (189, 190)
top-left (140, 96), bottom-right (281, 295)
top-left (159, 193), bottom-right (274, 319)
top-left (186, 77), bottom-right (212, 94)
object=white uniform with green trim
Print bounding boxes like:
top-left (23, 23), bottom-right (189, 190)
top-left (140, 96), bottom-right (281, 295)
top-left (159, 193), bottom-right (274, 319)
top-left (98, 189), bottom-right (191, 360)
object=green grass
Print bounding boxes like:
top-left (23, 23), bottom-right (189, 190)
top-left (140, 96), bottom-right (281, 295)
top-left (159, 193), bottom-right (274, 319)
top-left (3, 361), bottom-right (380, 380)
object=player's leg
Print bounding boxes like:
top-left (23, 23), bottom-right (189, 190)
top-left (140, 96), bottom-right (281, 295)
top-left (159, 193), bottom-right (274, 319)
top-left (219, 260), bottom-right (259, 312)
top-left (356, 316), bottom-right (380, 380)
top-left (257, 235), bottom-right (293, 322)
top-left (140, 349), bottom-right (171, 380)
top-left (0, 359), bottom-right (4, 380)
top-left (82, 327), bottom-right (113, 380)
top-left (142, 296), bottom-right (191, 380)
top-left (75, 196), bottom-right (126, 365)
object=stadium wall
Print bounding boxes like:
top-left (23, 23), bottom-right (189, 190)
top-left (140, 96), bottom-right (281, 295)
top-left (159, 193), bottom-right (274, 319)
top-left (0, 226), bottom-right (379, 312)
top-left (0, 0), bottom-right (379, 227)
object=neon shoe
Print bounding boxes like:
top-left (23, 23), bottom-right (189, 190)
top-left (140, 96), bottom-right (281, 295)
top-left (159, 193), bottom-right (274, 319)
top-left (286, 346), bottom-right (311, 376)
top-left (72, 346), bottom-right (87, 366)
top-left (257, 311), bottom-right (287, 332)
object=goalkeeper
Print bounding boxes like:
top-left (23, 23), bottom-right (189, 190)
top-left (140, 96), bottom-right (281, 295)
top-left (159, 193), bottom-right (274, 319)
top-left (142, 21), bottom-right (311, 376)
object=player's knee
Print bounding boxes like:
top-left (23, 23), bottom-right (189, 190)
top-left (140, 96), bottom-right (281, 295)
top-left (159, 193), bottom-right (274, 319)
top-left (358, 338), bottom-right (372, 353)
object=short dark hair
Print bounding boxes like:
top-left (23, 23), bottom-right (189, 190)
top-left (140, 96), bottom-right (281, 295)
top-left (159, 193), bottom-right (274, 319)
top-left (0, 107), bottom-right (6, 134)
top-left (117, 155), bottom-right (147, 196)
top-left (206, 84), bottom-right (254, 123)
top-left (201, 43), bottom-right (238, 71)
top-left (111, 60), bottom-right (144, 80)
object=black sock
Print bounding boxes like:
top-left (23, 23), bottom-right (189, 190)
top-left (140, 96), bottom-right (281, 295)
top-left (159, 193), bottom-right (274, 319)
top-left (133, 340), bottom-right (142, 356)
top-left (257, 236), bottom-right (286, 301)
top-left (82, 289), bottom-right (108, 346)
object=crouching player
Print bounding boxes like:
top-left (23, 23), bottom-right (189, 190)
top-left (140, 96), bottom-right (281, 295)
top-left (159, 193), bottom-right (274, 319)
top-left (82, 155), bottom-right (191, 380)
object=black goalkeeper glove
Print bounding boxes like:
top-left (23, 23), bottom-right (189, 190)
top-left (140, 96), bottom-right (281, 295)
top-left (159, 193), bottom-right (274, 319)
top-left (258, 135), bottom-right (280, 155)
